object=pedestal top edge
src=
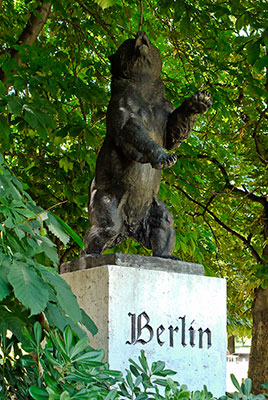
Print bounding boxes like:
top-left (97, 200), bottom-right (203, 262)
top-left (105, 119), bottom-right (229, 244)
top-left (60, 253), bottom-right (204, 276)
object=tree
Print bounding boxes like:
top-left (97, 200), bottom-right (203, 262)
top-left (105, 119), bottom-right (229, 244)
top-left (0, 0), bottom-right (267, 392)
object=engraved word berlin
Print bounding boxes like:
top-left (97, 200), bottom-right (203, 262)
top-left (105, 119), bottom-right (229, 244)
top-left (126, 311), bottom-right (212, 349)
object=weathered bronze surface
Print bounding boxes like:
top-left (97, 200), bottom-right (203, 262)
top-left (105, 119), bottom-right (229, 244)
top-left (83, 32), bottom-right (212, 258)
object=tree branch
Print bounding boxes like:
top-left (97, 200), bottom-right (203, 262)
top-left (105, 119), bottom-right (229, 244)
top-left (175, 184), bottom-right (262, 264)
top-left (252, 107), bottom-right (268, 166)
top-left (1, 1), bottom-right (51, 83)
top-left (203, 214), bottom-right (224, 277)
top-left (15, 2), bottom-right (51, 47)
top-left (196, 154), bottom-right (267, 207)
top-left (59, 244), bottom-right (77, 267)
top-left (138, 0), bottom-right (144, 31)
top-left (68, 20), bottom-right (110, 67)
top-left (76, 0), bottom-right (118, 48)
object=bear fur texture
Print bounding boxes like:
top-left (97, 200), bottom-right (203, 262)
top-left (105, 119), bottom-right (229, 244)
top-left (83, 32), bottom-right (212, 258)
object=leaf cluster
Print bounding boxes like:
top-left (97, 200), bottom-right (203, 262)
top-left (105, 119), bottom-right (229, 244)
top-left (0, 153), bottom-right (97, 354)
top-left (2, 324), bottom-right (268, 400)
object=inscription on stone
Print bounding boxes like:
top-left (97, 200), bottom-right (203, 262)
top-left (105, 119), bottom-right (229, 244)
top-left (126, 311), bottom-right (212, 349)
top-left (62, 264), bottom-right (226, 396)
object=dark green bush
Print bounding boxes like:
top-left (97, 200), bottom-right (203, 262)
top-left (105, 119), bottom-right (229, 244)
top-left (1, 322), bottom-right (267, 400)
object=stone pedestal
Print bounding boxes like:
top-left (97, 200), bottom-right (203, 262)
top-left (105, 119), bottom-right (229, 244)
top-left (62, 254), bottom-right (226, 396)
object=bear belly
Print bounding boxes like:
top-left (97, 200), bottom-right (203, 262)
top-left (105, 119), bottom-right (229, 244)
top-left (121, 162), bottom-right (161, 225)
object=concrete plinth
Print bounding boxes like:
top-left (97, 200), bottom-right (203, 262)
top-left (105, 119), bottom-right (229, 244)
top-left (62, 254), bottom-right (226, 396)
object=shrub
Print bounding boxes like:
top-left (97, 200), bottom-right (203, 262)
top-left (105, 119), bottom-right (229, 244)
top-left (2, 322), bottom-right (267, 400)
top-left (0, 154), bottom-right (97, 397)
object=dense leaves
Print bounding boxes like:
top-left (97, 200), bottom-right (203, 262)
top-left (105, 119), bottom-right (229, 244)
top-left (0, 154), bottom-right (97, 342)
top-left (1, 322), bottom-right (267, 399)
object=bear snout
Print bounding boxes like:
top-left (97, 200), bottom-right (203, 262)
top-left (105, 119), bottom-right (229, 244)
top-left (135, 31), bottom-right (150, 55)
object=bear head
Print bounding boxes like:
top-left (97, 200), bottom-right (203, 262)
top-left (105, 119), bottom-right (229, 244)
top-left (109, 32), bottom-right (162, 80)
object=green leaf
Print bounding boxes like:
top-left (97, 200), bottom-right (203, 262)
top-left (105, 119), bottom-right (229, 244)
top-left (81, 308), bottom-right (98, 336)
top-left (38, 265), bottom-right (82, 322)
top-left (50, 329), bottom-right (70, 360)
top-left (154, 369), bottom-right (176, 377)
top-left (63, 325), bottom-right (74, 355)
top-left (235, 14), bottom-right (245, 31)
top-left (94, 0), bottom-right (118, 9)
top-left (29, 386), bottom-right (49, 400)
top-left (22, 325), bottom-right (36, 347)
top-left (244, 378), bottom-right (252, 396)
top-left (8, 97), bottom-right (22, 115)
top-left (180, 14), bottom-right (191, 37)
top-left (23, 107), bottom-right (38, 128)
top-left (45, 212), bottom-right (69, 246)
top-left (246, 40), bottom-right (260, 65)
top-left (152, 378), bottom-right (168, 387)
top-left (104, 389), bottom-right (118, 400)
top-left (126, 370), bottom-right (134, 389)
top-left (43, 349), bottom-right (62, 367)
top-left (69, 335), bottom-right (90, 359)
top-left (34, 321), bottom-right (42, 345)
top-left (0, 116), bottom-right (10, 148)
top-left (151, 360), bottom-right (165, 374)
top-left (8, 261), bottom-right (49, 315)
top-left (203, 265), bottom-right (218, 277)
top-left (130, 364), bottom-right (140, 377)
top-left (59, 392), bottom-right (71, 400)
top-left (38, 236), bottom-right (59, 264)
top-left (139, 350), bottom-right (149, 374)
top-left (72, 348), bottom-right (105, 363)
top-left (45, 301), bottom-right (70, 331)
top-left (0, 81), bottom-right (5, 96)
top-left (54, 215), bottom-right (84, 249)
top-left (230, 374), bottom-right (242, 393)
top-left (45, 301), bottom-right (88, 338)
top-left (0, 304), bottom-right (32, 342)
top-left (0, 257), bottom-right (11, 301)
top-left (255, 55), bottom-right (268, 70)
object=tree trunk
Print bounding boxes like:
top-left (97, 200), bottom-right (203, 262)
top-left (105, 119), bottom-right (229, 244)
top-left (228, 335), bottom-right (235, 354)
top-left (248, 201), bottom-right (268, 393)
top-left (248, 286), bottom-right (268, 393)
top-left (0, 1), bottom-right (51, 83)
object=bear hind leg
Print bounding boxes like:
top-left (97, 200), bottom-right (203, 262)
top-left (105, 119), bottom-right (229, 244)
top-left (149, 202), bottom-right (177, 258)
top-left (134, 199), bottom-right (179, 260)
top-left (83, 191), bottom-right (125, 255)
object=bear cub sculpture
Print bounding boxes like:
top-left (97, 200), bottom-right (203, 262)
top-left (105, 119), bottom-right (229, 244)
top-left (83, 32), bottom-right (212, 258)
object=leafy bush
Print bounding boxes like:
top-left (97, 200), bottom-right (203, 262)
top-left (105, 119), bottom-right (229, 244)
top-left (0, 321), bottom-right (212, 400)
top-left (0, 153), bottom-right (96, 335)
top-left (0, 154), bottom-right (97, 396)
top-left (25, 324), bottom-right (122, 400)
top-left (2, 322), bottom-right (267, 400)
top-left (223, 374), bottom-right (266, 400)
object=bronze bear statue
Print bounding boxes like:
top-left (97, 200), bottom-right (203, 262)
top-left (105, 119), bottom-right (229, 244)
top-left (83, 32), bottom-right (212, 258)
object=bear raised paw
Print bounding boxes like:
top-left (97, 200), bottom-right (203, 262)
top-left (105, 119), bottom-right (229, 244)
top-left (83, 31), bottom-right (212, 259)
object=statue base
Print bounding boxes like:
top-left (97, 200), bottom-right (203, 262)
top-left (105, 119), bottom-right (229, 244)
top-left (60, 253), bottom-right (205, 275)
top-left (61, 254), bottom-right (226, 396)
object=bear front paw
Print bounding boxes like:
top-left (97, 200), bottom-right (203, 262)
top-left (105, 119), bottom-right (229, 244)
top-left (151, 153), bottom-right (177, 170)
top-left (184, 91), bottom-right (212, 114)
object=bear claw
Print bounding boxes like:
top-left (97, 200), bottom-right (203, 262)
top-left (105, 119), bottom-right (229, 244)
top-left (152, 153), bottom-right (177, 170)
top-left (185, 90), bottom-right (212, 114)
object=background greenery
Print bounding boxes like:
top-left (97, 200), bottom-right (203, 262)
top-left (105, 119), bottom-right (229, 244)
top-left (0, 0), bottom-right (267, 393)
